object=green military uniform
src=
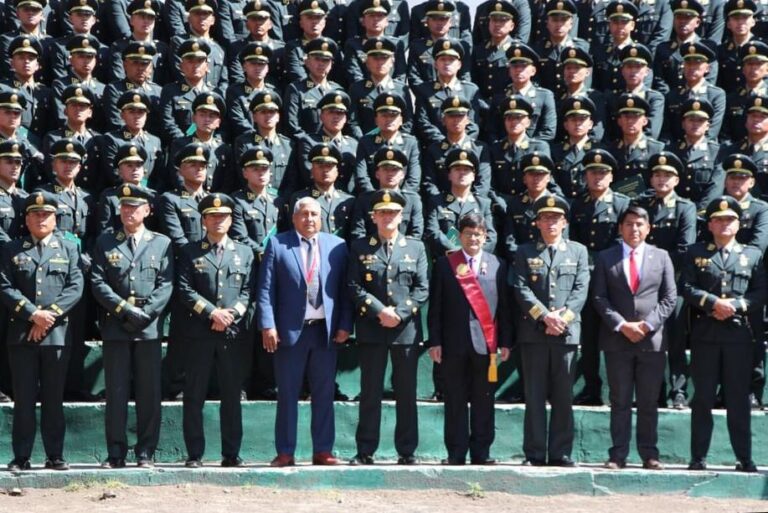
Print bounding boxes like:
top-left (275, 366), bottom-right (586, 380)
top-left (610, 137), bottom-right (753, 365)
top-left (225, 42), bottom-right (280, 135)
top-left (0, 192), bottom-right (84, 470)
top-left (176, 194), bottom-right (256, 466)
top-left (353, 95), bottom-right (422, 193)
top-left (347, 190), bottom-right (429, 464)
top-left (682, 196), bottom-right (766, 472)
top-left (90, 185), bottom-right (173, 467)
top-left (348, 75), bottom-right (414, 139)
top-left (512, 195), bottom-right (590, 465)
top-left (232, 91), bottom-right (299, 196)
top-left (95, 144), bottom-right (158, 234)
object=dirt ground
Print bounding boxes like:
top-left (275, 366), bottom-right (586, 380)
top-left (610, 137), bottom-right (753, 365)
top-left (0, 486), bottom-right (765, 513)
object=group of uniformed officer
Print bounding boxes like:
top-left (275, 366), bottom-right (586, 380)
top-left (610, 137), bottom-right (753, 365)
top-left (0, 0), bottom-right (767, 472)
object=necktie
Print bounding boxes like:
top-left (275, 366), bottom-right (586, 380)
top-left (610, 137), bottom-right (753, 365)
top-left (548, 246), bottom-right (555, 261)
top-left (36, 240), bottom-right (44, 259)
top-left (303, 238), bottom-right (321, 308)
top-left (629, 249), bottom-right (640, 293)
top-left (128, 235), bottom-right (137, 254)
top-left (385, 240), bottom-right (393, 259)
top-left (721, 247), bottom-right (729, 263)
top-left (215, 242), bottom-right (224, 265)
top-left (468, 257), bottom-right (475, 275)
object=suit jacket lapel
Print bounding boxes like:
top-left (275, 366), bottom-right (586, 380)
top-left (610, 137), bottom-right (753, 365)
top-left (291, 234), bottom-right (307, 284)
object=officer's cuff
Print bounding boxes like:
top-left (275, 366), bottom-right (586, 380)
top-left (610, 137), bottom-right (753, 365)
top-left (528, 303), bottom-right (546, 321)
top-left (560, 309), bottom-right (576, 325)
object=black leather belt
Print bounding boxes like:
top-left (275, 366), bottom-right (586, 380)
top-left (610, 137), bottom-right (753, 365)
top-left (303, 318), bottom-right (323, 327)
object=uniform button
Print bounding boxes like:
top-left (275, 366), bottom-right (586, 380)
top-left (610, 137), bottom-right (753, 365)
top-left (37, 291), bottom-right (42, 296)
top-left (218, 270), bottom-right (223, 274)
top-left (130, 290), bottom-right (135, 295)
top-left (37, 279), bottom-right (41, 283)
top-left (218, 295), bottom-right (223, 299)
top-left (387, 291), bottom-right (393, 296)
top-left (130, 276), bottom-right (135, 281)
top-left (387, 278), bottom-right (392, 283)
top-left (219, 282), bottom-right (223, 286)
top-left (130, 263), bottom-right (136, 268)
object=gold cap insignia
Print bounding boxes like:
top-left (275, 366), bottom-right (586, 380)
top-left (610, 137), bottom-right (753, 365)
top-left (568, 48), bottom-right (576, 57)
top-left (757, 98), bottom-right (764, 107)
top-left (437, 1), bottom-right (445, 9)
top-left (452, 97), bottom-right (460, 107)
top-left (386, 96), bottom-right (394, 105)
top-left (738, 0), bottom-right (744, 7)
top-left (443, 41), bottom-right (451, 50)
top-left (256, 150), bottom-right (264, 158)
top-left (255, 46), bottom-right (263, 54)
top-left (514, 48), bottom-right (521, 57)
top-left (311, 0), bottom-right (318, 6)
top-left (630, 47), bottom-right (638, 56)
top-left (375, 41), bottom-right (382, 49)
top-left (192, 42), bottom-right (200, 51)
top-left (557, 1), bottom-right (563, 8)
top-left (510, 99), bottom-right (517, 108)
top-left (688, 45), bottom-right (696, 54)
top-left (594, 153), bottom-right (602, 163)
top-left (35, 194), bottom-right (43, 205)
top-left (123, 185), bottom-right (131, 196)
top-left (75, 87), bottom-right (83, 96)
top-left (213, 196), bottom-right (222, 207)
top-left (383, 192), bottom-right (391, 202)
top-left (195, 147), bottom-right (204, 156)
top-left (22, 39), bottom-right (30, 47)
top-left (735, 159), bottom-right (743, 168)
top-left (547, 197), bottom-right (555, 207)
top-left (681, 0), bottom-right (687, 6)
top-left (321, 146), bottom-right (329, 156)
top-left (145, 0), bottom-right (151, 6)
top-left (10, 94), bottom-right (18, 103)
top-left (335, 94), bottom-right (342, 103)
top-left (460, 151), bottom-right (468, 159)
top-left (66, 143), bottom-right (74, 152)
top-left (133, 94), bottom-right (141, 103)
top-left (82, 38), bottom-right (90, 47)
top-left (693, 101), bottom-right (701, 110)
top-left (532, 156), bottom-right (540, 165)
top-left (573, 100), bottom-right (581, 109)
top-left (321, 42), bottom-right (328, 51)
top-left (617, 4), bottom-right (624, 12)
top-left (495, 2), bottom-right (502, 9)
top-left (138, 46), bottom-right (146, 54)
top-left (264, 94), bottom-right (272, 103)
top-left (719, 200), bottom-right (728, 211)
top-left (129, 146), bottom-right (138, 156)
top-left (386, 150), bottom-right (394, 159)
top-left (659, 155), bottom-right (667, 165)
top-left (11, 144), bottom-right (18, 152)
top-left (206, 95), bottom-right (214, 104)
top-left (627, 98), bottom-right (635, 107)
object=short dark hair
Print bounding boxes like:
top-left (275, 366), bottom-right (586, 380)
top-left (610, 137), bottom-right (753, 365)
top-left (619, 205), bottom-right (650, 224)
top-left (458, 213), bottom-right (487, 232)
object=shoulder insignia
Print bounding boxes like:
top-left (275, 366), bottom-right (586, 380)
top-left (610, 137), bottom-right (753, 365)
top-left (369, 236), bottom-right (377, 246)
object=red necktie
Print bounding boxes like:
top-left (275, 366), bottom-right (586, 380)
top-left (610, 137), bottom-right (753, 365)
top-left (629, 249), bottom-right (640, 294)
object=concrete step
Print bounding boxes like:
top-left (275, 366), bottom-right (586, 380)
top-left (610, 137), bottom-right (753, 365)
top-left (0, 463), bottom-right (766, 499)
top-left (1, 402), bottom-right (766, 467)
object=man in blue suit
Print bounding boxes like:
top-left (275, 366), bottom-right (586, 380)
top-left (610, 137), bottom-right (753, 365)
top-left (257, 196), bottom-right (353, 467)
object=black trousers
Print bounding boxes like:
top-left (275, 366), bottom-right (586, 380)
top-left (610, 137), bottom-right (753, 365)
top-left (8, 344), bottom-right (70, 460)
top-left (103, 339), bottom-right (162, 460)
top-left (183, 337), bottom-right (243, 460)
top-left (520, 343), bottom-right (577, 462)
top-left (690, 340), bottom-right (753, 463)
top-left (579, 300), bottom-right (602, 398)
top-left (605, 350), bottom-right (665, 462)
top-left (356, 343), bottom-right (419, 457)
top-left (442, 351), bottom-right (495, 463)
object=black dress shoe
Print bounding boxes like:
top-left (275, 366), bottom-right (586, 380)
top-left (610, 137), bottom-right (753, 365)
top-left (397, 455), bottom-right (418, 465)
top-left (185, 458), bottom-right (203, 468)
top-left (258, 388), bottom-right (278, 400)
top-left (221, 456), bottom-right (244, 467)
top-left (749, 394), bottom-right (762, 410)
top-left (136, 458), bottom-right (154, 468)
top-left (671, 392), bottom-right (688, 410)
top-left (101, 458), bottom-right (126, 469)
top-left (440, 458), bottom-right (466, 465)
top-left (7, 459), bottom-right (30, 471)
top-left (471, 458), bottom-right (496, 465)
top-left (687, 460), bottom-right (707, 471)
top-left (603, 460), bottom-right (626, 470)
top-left (522, 459), bottom-right (546, 467)
top-left (349, 454), bottom-right (374, 465)
top-left (736, 460), bottom-right (758, 473)
top-left (0, 391), bottom-right (11, 403)
top-left (45, 458), bottom-right (69, 471)
top-left (549, 456), bottom-right (577, 467)
top-left (573, 392), bottom-right (604, 406)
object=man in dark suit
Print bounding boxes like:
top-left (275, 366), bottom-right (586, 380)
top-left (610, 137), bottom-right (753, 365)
top-left (0, 192), bottom-right (84, 472)
top-left (591, 205), bottom-right (677, 470)
top-left (428, 213), bottom-right (512, 465)
top-left (511, 195), bottom-right (590, 467)
top-left (681, 196), bottom-right (767, 473)
top-left (347, 189), bottom-right (429, 465)
top-left (257, 196), bottom-right (353, 467)
top-left (176, 193), bottom-right (257, 468)
top-left (90, 184), bottom-right (173, 469)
